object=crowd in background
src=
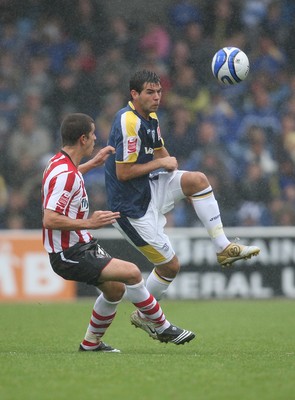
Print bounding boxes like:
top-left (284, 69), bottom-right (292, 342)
top-left (1, 0), bottom-right (295, 229)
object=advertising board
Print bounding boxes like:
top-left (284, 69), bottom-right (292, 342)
top-left (0, 231), bottom-right (75, 301)
top-left (1, 228), bottom-right (295, 300)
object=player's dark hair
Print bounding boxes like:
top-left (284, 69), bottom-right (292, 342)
top-left (129, 70), bottom-right (161, 95)
top-left (61, 113), bottom-right (94, 146)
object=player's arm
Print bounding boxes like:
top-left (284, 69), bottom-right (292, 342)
top-left (43, 209), bottom-right (120, 230)
top-left (116, 154), bottom-right (178, 181)
top-left (154, 146), bottom-right (170, 158)
top-left (78, 145), bottom-right (115, 174)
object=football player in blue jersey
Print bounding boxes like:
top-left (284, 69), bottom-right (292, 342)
top-left (104, 70), bottom-right (260, 338)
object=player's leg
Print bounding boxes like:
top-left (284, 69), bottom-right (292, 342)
top-left (77, 247), bottom-right (126, 352)
top-left (82, 257), bottom-right (195, 347)
top-left (80, 281), bottom-right (123, 352)
top-left (118, 260), bottom-right (194, 344)
top-left (114, 208), bottom-right (179, 300)
top-left (102, 259), bottom-right (194, 344)
top-left (180, 170), bottom-right (260, 266)
top-left (80, 260), bottom-right (138, 351)
top-left (180, 170), bottom-right (231, 252)
top-left (49, 241), bottom-right (122, 352)
top-left (145, 255), bottom-right (180, 300)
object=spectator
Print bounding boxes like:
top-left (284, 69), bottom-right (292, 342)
top-left (168, 39), bottom-right (192, 76)
top-left (36, 16), bottom-right (78, 74)
top-left (0, 73), bottom-right (20, 128)
top-left (168, 0), bottom-right (202, 31)
top-left (203, 0), bottom-right (242, 49)
top-left (7, 111), bottom-right (52, 191)
top-left (237, 201), bottom-right (270, 227)
top-left (164, 105), bottom-right (197, 166)
top-left (206, 89), bottom-right (240, 150)
top-left (242, 125), bottom-right (278, 177)
top-left (236, 162), bottom-right (274, 226)
top-left (0, 49), bottom-right (22, 89)
top-left (269, 199), bottom-right (295, 226)
top-left (64, 0), bottom-right (109, 57)
top-left (166, 64), bottom-right (210, 117)
top-left (241, 0), bottom-right (268, 34)
top-left (181, 21), bottom-right (215, 85)
top-left (275, 112), bottom-right (295, 164)
top-left (237, 162), bottom-right (273, 204)
top-left (139, 20), bottom-right (171, 62)
top-left (107, 15), bottom-right (139, 62)
top-left (250, 34), bottom-right (287, 77)
top-left (237, 80), bottom-right (281, 142)
top-left (260, 1), bottom-right (290, 47)
top-left (2, 1), bottom-right (295, 228)
top-left (21, 87), bottom-right (54, 131)
top-left (21, 54), bottom-right (53, 97)
top-left (95, 46), bottom-right (130, 101)
top-left (183, 119), bottom-right (235, 177)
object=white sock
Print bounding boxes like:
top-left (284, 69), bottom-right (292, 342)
top-left (82, 294), bottom-right (120, 349)
top-left (126, 279), bottom-right (170, 332)
top-left (191, 185), bottom-right (230, 253)
top-left (146, 268), bottom-right (174, 301)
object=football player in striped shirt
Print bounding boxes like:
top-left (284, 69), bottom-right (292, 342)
top-left (42, 113), bottom-right (195, 352)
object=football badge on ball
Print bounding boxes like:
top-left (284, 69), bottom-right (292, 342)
top-left (211, 47), bottom-right (249, 85)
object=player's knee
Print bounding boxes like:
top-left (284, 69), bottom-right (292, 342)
top-left (126, 263), bottom-right (142, 285)
top-left (196, 171), bottom-right (209, 187)
top-left (182, 171), bottom-right (209, 195)
top-left (102, 281), bottom-right (126, 302)
top-left (156, 256), bottom-right (180, 278)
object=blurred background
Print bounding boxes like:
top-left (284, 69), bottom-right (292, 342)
top-left (1, 0), bottom-right (295, 229)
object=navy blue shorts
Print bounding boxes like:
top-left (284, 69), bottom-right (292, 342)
top-left (49, 239), bottom-right (112, 286)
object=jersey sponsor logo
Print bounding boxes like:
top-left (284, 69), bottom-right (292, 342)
top-left (81, 196), bottom-right (89, 211)
top-left (144, 147), bottom-right (154, 154)
top-left (157, 126), bottom-right (161, 139)
top-left (127, 137), bottom-right (137, 153)
top-left (56, 191), bottom-right (71, 212)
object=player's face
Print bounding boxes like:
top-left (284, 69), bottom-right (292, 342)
top-left (83, 123), bottom-right (96, 156)
top-left (132, 82), bottom-right (162, 119)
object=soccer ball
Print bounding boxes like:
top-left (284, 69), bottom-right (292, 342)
top-left (211, 47), bottom-right (250, 85)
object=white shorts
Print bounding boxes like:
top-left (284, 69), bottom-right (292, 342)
top-left (114, 170), bottom-right (186, 265)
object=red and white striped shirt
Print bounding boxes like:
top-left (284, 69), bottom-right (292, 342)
top-left (42, 151), bottom-right (92, 253)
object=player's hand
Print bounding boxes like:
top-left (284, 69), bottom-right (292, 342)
top-left (79, 146), bottom-right (115, 174)
top-left (91, 146), bottom-right (115, 167)
top-left (89, 210), bottom-right (120, 229)
top-left (160, 156), bottom-right (178, 171)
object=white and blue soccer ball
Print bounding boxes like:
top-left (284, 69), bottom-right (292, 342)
top-left (211, 47), bottom-right (250, 85)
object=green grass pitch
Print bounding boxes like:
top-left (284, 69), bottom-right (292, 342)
top-left (0, 299), bottom-right (294, 400)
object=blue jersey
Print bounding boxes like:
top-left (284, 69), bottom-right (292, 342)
top-left (105, 101), bottom-right (163, 218)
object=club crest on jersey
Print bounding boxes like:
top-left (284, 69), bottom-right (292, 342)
top-left (56, 191), bottom-right (71, 212)
top-left (147, 129), bottom-right (156, 142)
top-left (80, 196), bottom-right (89, 211)
top-left (127, 137), bottom-right (137, 153)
